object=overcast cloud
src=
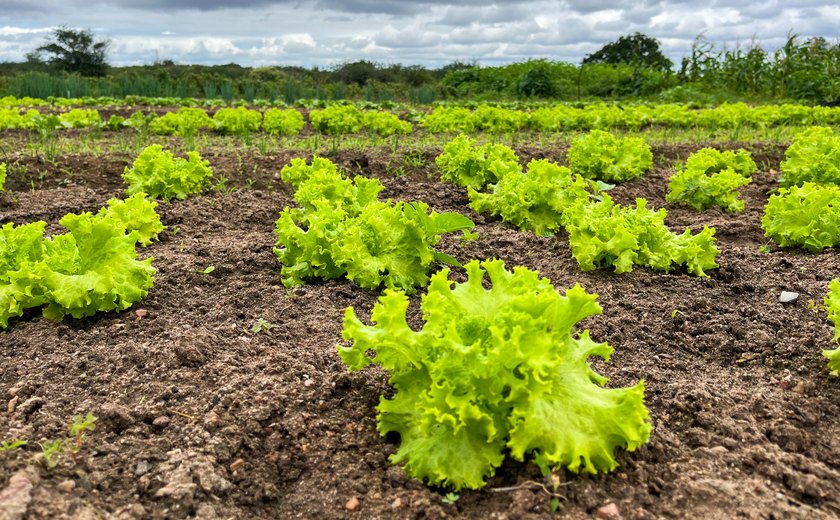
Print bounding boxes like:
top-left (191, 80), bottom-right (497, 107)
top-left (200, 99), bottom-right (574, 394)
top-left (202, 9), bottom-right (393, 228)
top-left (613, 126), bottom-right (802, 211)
top-left (0, 1), bottom-right (838, 68)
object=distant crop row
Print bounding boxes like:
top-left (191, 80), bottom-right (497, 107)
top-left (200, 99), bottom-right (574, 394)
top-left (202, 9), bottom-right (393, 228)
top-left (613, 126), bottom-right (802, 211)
top-left (3, 101), bottom-right (840, 136)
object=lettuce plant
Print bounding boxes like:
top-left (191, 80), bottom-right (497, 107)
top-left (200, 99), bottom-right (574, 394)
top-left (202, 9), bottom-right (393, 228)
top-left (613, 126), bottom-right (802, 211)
top-left (36, 212), bottom-right (156, 320)
top-left (561, 195), bottom-right (719, 276)
top-left (58, 109), bottom-right (100, 128)
top-left (468, 159), bottom-right (592, 235)
top-left (310, 105), bottom-right (363, 135)
top-left (825, 279), bottom-right (840, 374)
top-left (567, 130), bottom-right (652, 182)
top-left (420, 107), bottom-right (475, 134)
top-left (148, 107), bottom-right (213, 136)
top-left (435, 134), bottom-right (521, 190)
top-left (122, 145), bottom-right (213, 201)
top-left (262, 108), bottom-right (305, 136)
top-left (470, 106), bottom-right (526, 134)
top-left (275, 157), bottom-right (474, 293)
top-left (212, 107), bottom-right (263, 136)
top-left (0, 197), bottom-right (160, 327)
top-left (362, 111), bottom-right (412, 136)
top-left (0, 221), bottom-right (48, 327)
top-left (761, 182), bottom-right (840, 251)
top-left (339, 259), bottom-right (651, 490)
top-left (0, 162), bottom-right (6, 192)
top-left (779, 126), bottom-right (840, 186)
top-left (666, 148), bottom-right (756, 212)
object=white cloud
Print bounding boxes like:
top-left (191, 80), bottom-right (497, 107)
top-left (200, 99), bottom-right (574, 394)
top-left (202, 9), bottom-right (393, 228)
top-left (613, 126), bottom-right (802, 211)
top-left (0, 1), bottom-right (838, 67)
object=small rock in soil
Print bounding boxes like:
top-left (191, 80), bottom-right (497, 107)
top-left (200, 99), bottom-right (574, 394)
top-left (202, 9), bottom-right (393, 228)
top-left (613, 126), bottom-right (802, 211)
top-left (56, 480), bottom-right (75, 493)
top-left (0, 468), bottom-right (37, 520)
top-left (779, 291), bottom-right (799, 303)
top-left (597, 502), bottom-right (622, 520)
top-left (135, 461), bottom-right (152, 477)
top-left (152, 416), bottom-right (171, 429)
top-left (345, 496), bottom-right (360, 511)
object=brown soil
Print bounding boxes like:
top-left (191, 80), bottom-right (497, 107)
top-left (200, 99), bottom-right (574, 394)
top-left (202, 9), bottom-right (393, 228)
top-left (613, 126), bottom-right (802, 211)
top-left (1, 139), bottom-right (839, 520)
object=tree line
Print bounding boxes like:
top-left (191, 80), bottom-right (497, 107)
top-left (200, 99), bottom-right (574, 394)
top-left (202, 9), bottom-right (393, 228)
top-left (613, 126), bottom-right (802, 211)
top-left (2, 28), bottom-right (839, 103)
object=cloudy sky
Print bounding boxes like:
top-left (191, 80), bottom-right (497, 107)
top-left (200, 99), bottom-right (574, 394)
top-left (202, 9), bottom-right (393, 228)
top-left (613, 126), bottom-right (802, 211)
top-left (1, 1), bottom-right (838, 68)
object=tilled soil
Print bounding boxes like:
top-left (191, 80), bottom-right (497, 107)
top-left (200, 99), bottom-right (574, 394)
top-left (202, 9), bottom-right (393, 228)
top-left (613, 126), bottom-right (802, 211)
top-left (1, 139), bottom-right (839, 520)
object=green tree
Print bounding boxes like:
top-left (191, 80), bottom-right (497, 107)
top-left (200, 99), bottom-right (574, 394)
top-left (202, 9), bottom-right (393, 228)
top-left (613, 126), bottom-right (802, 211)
top-left (33, 27), bottom-right (110, 77)
top-left (583, 33), bottom-right (672, 71)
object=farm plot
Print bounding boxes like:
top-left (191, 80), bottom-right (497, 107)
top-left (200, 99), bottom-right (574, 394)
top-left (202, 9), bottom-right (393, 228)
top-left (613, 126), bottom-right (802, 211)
top-left (1, 136), bottom-right (839, 519)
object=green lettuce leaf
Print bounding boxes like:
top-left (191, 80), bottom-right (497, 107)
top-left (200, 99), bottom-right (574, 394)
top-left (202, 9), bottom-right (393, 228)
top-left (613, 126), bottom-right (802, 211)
top-left (37, 212), bottom-right (156, 320)
top-left (122, 144), bottom-right (213, 201)
top-left (435, 134), bottom-right (521, 190)
top-left (666, 148), bottom-right (755, 213)
top-left (824, 279), bottom-right (840, 374)
top-left (469, 159), bottom-right (592, 235)
top-left (779, 126), bottom-right (840, 187)
top-left (761, 182), bottom-right (840, 251)
top-left (0, 162), bottom-right (6, 192)
top-left (0, 222), bottom-right (48, 327)
top-left (98, 193), bottom-right (165, 247)
top-left (339, 260), bottom-right (651, 490)
top-left (562, 196), bottom-right (719, 276)
top-left (567, 130), bottom-right (652, 183)
top-left (275, 158), bottom-right (474, 292)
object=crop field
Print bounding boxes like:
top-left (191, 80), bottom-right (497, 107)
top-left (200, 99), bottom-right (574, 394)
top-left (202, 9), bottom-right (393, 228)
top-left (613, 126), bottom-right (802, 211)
top-left (1, 99), bottom-right (839, 520)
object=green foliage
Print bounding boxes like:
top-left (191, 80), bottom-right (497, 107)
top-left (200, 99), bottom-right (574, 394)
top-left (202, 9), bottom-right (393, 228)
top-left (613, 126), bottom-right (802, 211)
top-left (98, 193), bottom-right (165, 246)
top-left (583, 32), bottom-right (673, 71)
top-left (561, 195), bottom-right (719, 276)
top-left (122, 144), bottom-right (213, 201)
top-left (516, 60), bottom-right (557, 97)
top-left (58, 108), bottom-right (100, 128)
top-left (362, 110), bottom-right (412, 136)
top-left (0, 439), bottom-right (26, 453)
top-left (567, 130), bottom-right (653, 182)
top-left (67, 413), bottom-right (97, 453)
top-left (666, 148), bottom-right (756, 212)
top-left (469, 106), bottom-right (525, 134)
top-left (39, 439), bottom-right (63, 468)
top-left (421, 107), bottom-right (475, 134)
top-left (33, 27), bottom-right (109, 77)
top-left (250, 318), bottom-right (275, 334)
top-left (435, 134), bottom-right (521, 190)
top-left (1, 198), bottom-right (159, 328)
top-left (824, 279), bottom-right (840, 374)
top-left (262, 108), bottom-right (305, 136)
top-left (762, 182), bottom-right (840, 251)
top-left (310, 105), bottom-right (363, 135)
top-left (37, 212), bottom-right (155, 320)
top-left (0, 162), bottom-right (6, 192)
top-left (468, 159), bottom-right (593, 235)
top-left (274, 157), bottom-right (474, 293)
top-left (0, 108), bottom-right (38, 130)
top-left (779, 126), bottom-right (840, 187)
top-left (338, 259), bottom-right (651, 490)
top-left (148, 107), bottom-right (213, 136)
top-left (0, 221), bottom-right (49, 328)
top-left (212, 106), bottom-right (263, 136)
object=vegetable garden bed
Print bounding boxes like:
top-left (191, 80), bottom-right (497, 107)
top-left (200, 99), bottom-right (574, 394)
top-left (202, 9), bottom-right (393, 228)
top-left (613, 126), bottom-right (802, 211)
top-left (1, 137), bottom-right (839, 519)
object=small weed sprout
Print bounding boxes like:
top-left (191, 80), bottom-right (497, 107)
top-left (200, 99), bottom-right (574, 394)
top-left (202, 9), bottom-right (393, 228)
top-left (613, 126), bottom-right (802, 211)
top-left (0, 439), bottom-right (27, 452)
top-left (250, 318), bottom-right (275, 334)
top-left (67, 413), bottom-right (97, 454)
top-left (442, 492), bottom-right (460, 505)
top-left (39, 439), bottom-right (63, 468)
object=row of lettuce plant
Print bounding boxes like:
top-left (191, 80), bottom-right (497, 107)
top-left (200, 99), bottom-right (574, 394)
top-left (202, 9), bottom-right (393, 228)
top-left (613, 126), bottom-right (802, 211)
top-left (269, 155), bottom-right (652, 490)
top-left (6, 101), bottom-right (840, 136)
